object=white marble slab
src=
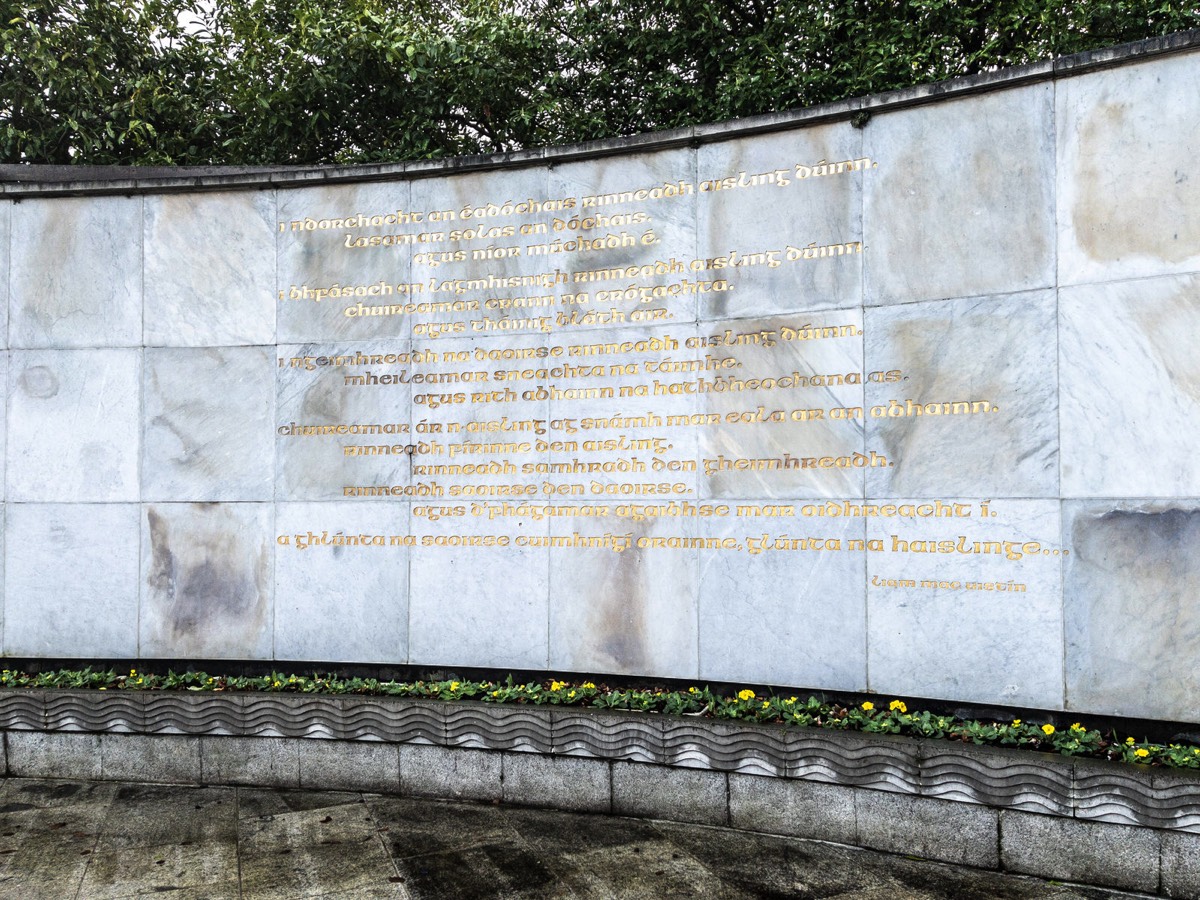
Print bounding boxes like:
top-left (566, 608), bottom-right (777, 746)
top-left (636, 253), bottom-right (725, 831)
top-left (276, 181), bottom-right (414, 343)
top-left (409, 166), bottom-right (557, 340)
top-left (552, 147), bottom-right (700, 328)
top-left (698, 509), bottom-right (866, 690)
top-left (408, 511), bottom-right (549, 670)
top-left (699, 310), bottom-right (867, 500)
top-left (864, 291), bottom-right (1058, 498)
top-left (10, 196), bottom-right (142, 348)
top-left (143, 347), bottom-right (275, 501)
top-left (866, 499), bottom-right (1064, 709)
top-left (1060, 274), bottom-right (1200, 498)
top-left (548, 514), bottom-right (698, 679)
top-left (1057, 53), bottom-right (1200, 286)
top-left (1064, 499), bottom-right (1200, 722)
top-left (276, 340), bottom-right (415, 501)
top-left (863, 83), bottom-right (1056, 305)
top-left (544, 322), bottom-right (703, 501)
top-left (7, 349), bottom-right (140, 502)
top-left (5, 504), bottom-right (139, 658)
top-left (144, 192), bottom-right (276, 346)
top-left (140, 503), bottom-right (274, 659)
top-left (697, 125), bottom-right (864, 320)
top-left (406, 331), bottom-right (550, 498)
top-left (274, 501), bottom-right (410, 663)
top-left (0, 352), bottom-right (6, 500)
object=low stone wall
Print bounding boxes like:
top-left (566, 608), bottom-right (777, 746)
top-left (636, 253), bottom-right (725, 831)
top-left (2, 690), bottom-right (1197, 895)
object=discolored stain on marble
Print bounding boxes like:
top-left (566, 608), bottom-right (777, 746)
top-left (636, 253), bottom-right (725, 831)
top-left (549, 516), bottom-right (697, 679)
top-left (1058, 54), bottom-right (1200, 283)
top-left (863, 83), bottom-right (1055, 305)
top-left (276, 341), bottom-right (413, 501)
top-left (1065, 501), bottom-right (1200, 721)
top-left (144, 347), bottom-right (275, 501)
top-left (141, 504), bottom-right (273, 659)
top-left (7, 348), bottom-right (140, 502)
top-left (9, 195), bottom-right (142, 348)
top-left (17, 365), bottom-right (57, 398)
top-left (276, 181), bottom-right (413, 343)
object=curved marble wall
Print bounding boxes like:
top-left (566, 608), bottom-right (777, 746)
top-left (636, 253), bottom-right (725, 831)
top-left (1, 36), bottom-right (1199, 723)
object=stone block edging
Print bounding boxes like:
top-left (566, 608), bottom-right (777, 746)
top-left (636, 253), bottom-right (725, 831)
top-left (2, 690), bottom-right (1198, 895)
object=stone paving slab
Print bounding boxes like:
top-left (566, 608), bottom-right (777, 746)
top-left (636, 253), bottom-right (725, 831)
top-left (0, 778), bottom-right (1154, 899)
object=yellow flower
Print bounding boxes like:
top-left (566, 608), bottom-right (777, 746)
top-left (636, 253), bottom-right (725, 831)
top-left (737, 689), bottom-right (755, 701)
top-left (130, 669), bottom-right (137, 676)
top-left (449, 682), bottom-right (460, 691)
top-left (688, 687), bottom-right (698, 694)
top-left (568, 690), bottom-right (576, 699)
top-left (1135, 748), bottom-right (1150, 758)
top-left (583, 682), bottom-right (596, 689)
top-left (1042, 724), bottom-right (1055, 736)
top-left (550, 680), bottom-right (566, 691)
top-left (861, 701), bottom-right (875, 712)
top-left (1126, 737), bottom-right (1136, 745)
top-left (761, 700), bottom-right (770, 709)
top-left (1011, 719), bottom-right (1022, 727)
top-left (491, 690), bottom-right (500, 698)
top-left (1070, 722), bottom-right (1084, 732)
top-left (889, 700), bottom-right (907, 713)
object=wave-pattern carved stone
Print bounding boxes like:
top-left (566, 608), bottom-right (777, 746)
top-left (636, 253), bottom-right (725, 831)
top-left (1151, 770), bottom-right (1200, 834)
top-left (553, 711), bottom-right (664, 763)
top-left (1074, 760), bottom-right (1161, 827)
top-left (244, 695), bottom-right (346, 738)
top-left (0, 692), bottom-right (43, 730)
top-left (46, 691), bottom-right (143, 733)
top-left (790, 732), bottom-right (921, 795)
top-left (144, 694), bottom-right (242, 735)
top-left (446, 705), bottom-right (551, 752)
top-left (664, 720), bottom-right (788, 775)
top-left (921, 746), bottom-right (1070, 815)
top-left (341, 697), bottom-right (442, 744)
top-left (4, 689), bottom-right (1200, 836)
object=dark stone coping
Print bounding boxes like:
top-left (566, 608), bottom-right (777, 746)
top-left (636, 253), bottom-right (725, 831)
top-left (1, 29), bottom-right (1197, 198)
top-left (2, 689), bottom-right (1197, 836)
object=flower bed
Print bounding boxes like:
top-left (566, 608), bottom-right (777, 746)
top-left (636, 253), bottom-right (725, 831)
top-left (3, 667), bottom-right (1197, 770)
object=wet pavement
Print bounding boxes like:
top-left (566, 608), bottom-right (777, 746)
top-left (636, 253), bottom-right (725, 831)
top-left (0, 777), bottom-right (1152, 899)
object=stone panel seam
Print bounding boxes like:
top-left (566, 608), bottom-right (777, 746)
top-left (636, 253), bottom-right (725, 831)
top-left (724, 769), bottom-right (731, 827)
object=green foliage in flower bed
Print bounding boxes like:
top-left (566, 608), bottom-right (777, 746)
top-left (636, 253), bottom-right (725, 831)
top-left (3, 667), bottom-right (1198, 770)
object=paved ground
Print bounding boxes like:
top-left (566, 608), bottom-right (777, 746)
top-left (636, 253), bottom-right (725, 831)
top-left (0, 777), bottom-right (1152, 900)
